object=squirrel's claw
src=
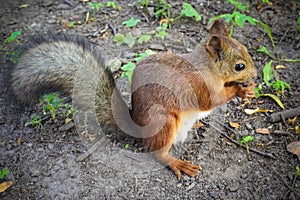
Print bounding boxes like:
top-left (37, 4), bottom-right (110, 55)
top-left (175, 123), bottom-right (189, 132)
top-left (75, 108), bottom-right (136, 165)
top-left (169, 159), bottom-right (201, 180)
top-left (237, 80), bottom-right (256, 99)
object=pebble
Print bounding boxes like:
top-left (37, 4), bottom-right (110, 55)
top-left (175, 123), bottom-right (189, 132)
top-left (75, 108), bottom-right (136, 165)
top-left (31, 169), bottom-right (41, 177)
top-left (209, 191), bottom-right (218, 199)
top-left (42, 0), bottom-right (54, 7)
top-left (149, 44), bottom-right (165, 51)
top-left (227, 181), bottom-right (239, 192)
top-left (58, 122), bottom-right (74, 132)
top-left (6, 143), bottom-right (13, 150)
top-left (106, 58), bottom-right (122, 73)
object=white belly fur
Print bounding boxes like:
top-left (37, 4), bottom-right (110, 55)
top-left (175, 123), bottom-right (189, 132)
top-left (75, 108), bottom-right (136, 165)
top-left (173, 111), bottom-right (211, 144)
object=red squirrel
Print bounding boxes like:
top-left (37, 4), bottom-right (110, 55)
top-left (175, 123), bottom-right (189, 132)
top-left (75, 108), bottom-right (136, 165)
top-left (9, 19), bottom-right (256, 179)
top-left (130, 19), bottom-right (257, 179)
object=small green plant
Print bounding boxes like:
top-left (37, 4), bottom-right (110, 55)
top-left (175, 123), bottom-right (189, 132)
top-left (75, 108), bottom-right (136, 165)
top-left (122, 17), bottom-right (141, 28)
top-left (155, 2), bottom-right (201, 24)
top-left (139, 0), bottom-right (149, 12)
top-left (239, 135), bottom-right (254, 154)
top-left (121, 49), bottom-right (156, 83)
top-left (113, 33), bottom-right (136, 47)
top-left (254, 60), bottom-right (287, 109)
top-left (64, 103), bottom-right (75, 118)
top-left (88, 2), bottom-right (103, 18)
top-left (106, 1), bottom-right (116, 9)
top-left (0, 168), bottom-right (10, 179)
top-left (25, 115), bottom-right (43, 129)
top-left (271, 80), bottom-right (291, 94)
top-left (296, 166), bottom-right (300, 177)
top-left (209, 0), bottom-right (274, 48)
top-left (6, 49), bottom-right (21, 63)
top-left (138, 34), bottom-right (152, 44)
top-left (4, 31), bottom-right (21, 44)
top-left (156, 23), bottom-right (169, 38)
top-left (124, 144), bottom-right (129, 149)
top-left (155, 0), bottom-right (172, 19)
top-left (3, 31), bottom-right (22, 63)
top-left (179, 2), bottom-right (201, 22)
top-left (41, 93), bottom-right (64, 119)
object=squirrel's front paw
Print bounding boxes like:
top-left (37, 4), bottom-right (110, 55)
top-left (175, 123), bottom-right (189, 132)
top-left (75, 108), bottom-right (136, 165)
top-left (237, 80), bottom-right (256, 99)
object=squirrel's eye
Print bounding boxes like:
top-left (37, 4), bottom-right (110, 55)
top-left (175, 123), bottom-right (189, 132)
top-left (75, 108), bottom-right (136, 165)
top-left (235, 63), bottom-right (245, 71)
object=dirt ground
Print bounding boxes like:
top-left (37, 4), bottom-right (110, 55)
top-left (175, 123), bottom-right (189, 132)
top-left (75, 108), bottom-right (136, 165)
top-left (1, 0), bottom-right (300, 199)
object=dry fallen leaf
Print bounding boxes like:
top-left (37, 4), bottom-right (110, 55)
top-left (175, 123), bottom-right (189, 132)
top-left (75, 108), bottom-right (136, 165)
top-left (193, 121), bottom-right (203, 129)
top-left (17, 135), bottom-right (22, 146)
top-left (256, 128), bottom-right (270, 135)
top-left (244, 108), bottom-right (273, 115)
top-left (229, 122), bottom-right (239, 129)
top-left (0, 181), bottom-right (13, 193)
top-left (287, 141), bottom-right (300, 160)
top-left (296, 126), bottom-right (300, 134)
top-left (275, 65), bottom-right (286, 69)
top-left (287, 116), bottom-right (297, 126)
top-left (65, 118), bottom-right (72, 124)
top-left (19, 4), bottom-right (30, 8)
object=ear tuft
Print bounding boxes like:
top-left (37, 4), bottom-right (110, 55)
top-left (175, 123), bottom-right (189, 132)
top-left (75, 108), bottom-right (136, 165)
top-left (209, 19), bottom-right (229, 37)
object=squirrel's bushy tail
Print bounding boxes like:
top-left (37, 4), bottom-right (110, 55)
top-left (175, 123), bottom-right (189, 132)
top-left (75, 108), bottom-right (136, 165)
top-left (9, 34), bottom-right (125, 125)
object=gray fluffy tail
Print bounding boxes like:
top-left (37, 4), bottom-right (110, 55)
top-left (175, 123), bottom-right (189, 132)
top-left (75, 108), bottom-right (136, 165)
top-left (9, 34), bottom-right (124, 125)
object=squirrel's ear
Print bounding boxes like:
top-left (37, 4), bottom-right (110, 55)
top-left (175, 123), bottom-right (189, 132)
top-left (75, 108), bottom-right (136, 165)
top-left (206, 35), bottom-right (228, 61)
top-left (209, 19), bottom-right (229, 37)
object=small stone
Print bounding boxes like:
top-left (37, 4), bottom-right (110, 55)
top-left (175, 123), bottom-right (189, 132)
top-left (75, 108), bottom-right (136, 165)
top-left (209, 191), bottom-right (218, 199)
top-left (31, 169), bottom-right (41, 177)
top-left (6, 143), bottom-right (13, 150)
top-left (150, 44), bottom-right (165, 51)
top-left (58, 122), bottom-right (74, 132)
top-left (48, 143), bottom-right (54, 150)
top-left (106, 58), bottom-right (122, 73)
top-left (228, 181), bottom-right (239, 192)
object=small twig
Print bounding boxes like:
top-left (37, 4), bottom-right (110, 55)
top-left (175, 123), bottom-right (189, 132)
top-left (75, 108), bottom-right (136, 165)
top-left (279, 27), bottom-right (289, 44)
top-left (202, 120), bottom-right (277, 159)
top-left (108, 23), bottom-right (116, 36)
top-left (270, 107), bottom-right (300, 123)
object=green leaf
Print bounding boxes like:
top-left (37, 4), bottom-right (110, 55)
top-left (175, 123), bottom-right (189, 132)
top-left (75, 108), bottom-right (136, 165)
top-left (135, 49), bottom-right (156, 62)
top-left (259, 93), bottom-right (285, 109)
top-left (254, 83), bottom-right (262, 98)
top-left (258, 21), bottom-right (275, 48)
top-left (122, 17), bottom-right (141, 28)
top-left (106, 1), bottom-right (116, 8)
top-left (181, 2), bottom-right (201, 21)
top-left (0, 168), bottom-right (10, 179)
top-left (124, 144), bottom-right (129, 149)
top-left (246, 16), bottom-right (258, 25)
top-left (262, 60), bottom-right (273, 86)
top-left (239, 135), bottom-right (254, 145)
top-left (113, 33), bottom-right (125, 46)
top-left (271, 79), bottom-right (290, 93)
top-left (5, 31), bottom-right (21, 43)
top-left (123, 34), bottom-right (136, 47)
top-left (121, 62), bottom-right (136, 71)
top-left (257, 46), bottom-right (275, 60)
top-left (213, 13), bottom-right (233, 24)
top-left (227, 0), bottom-right (248, 11)
top-left (138, 34), bottom-right (152, 44)
top-left (88, 2), bottom-right (103, 11)
top-left (234, 11), bottom-right (247, 28)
